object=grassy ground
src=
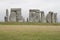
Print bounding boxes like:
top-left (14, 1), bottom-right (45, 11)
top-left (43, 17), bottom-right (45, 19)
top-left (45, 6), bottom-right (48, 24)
top-left (0, 22), bottom-right (60, 26)
top-left (0, 25), bottom-right (60, 40)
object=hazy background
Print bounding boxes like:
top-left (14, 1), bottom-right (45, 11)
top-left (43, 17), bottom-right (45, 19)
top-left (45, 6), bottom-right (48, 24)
top-left (0, 0), bottom-right (60, 22)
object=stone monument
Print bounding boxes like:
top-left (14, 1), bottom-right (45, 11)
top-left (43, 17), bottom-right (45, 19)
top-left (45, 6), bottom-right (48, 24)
top-left (29, 9), bottom-right (40, 22)
top-left (9, 8), bottom-right (24, 22)
top-left (46, 11), bottom-right (57, 23)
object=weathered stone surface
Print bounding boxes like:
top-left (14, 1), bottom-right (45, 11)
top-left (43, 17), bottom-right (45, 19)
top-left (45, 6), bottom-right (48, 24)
top-left (4, 8), bottom-right (57, 23)
top-left (9, 12), bottom-right (16, 22)
top-left (29, 9), bottom-right (40, 22)
top-left (41, 11), bottom-right (45, 23)
top-left (46, 12), bottom-right (53, 23)
top-left (5, 9), bottom-right (9, 22)
top-left (6, 9), bottom-right (8, 17)
top-left (16, 10), bottom-right (21, 22)
top-left (54, 13), bottom-right (57, 23)
top-left (46, 11), bottom-right (57, 23)
top-left (4, 16), bottom-right (8, 22)
top-left (9, 8), bottom-right (25, 22)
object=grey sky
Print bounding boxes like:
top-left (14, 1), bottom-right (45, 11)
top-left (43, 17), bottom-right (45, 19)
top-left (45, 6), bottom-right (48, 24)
top-left (0, 0), bottom-right (60, 22)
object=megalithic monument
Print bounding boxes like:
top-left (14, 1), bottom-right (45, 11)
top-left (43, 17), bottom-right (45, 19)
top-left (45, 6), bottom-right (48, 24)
top-left (29, 9), bottom-right (41, 22)
top-left (9, 8), bottom-right (25, 22)
top-left (46, 11), bottom-right (57, 23)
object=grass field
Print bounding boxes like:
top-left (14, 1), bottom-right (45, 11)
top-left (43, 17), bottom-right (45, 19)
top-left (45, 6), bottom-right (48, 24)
top-left (0, 22), bottom-right (60, 26)
top-left (0, 25), bottom-right (60, 40)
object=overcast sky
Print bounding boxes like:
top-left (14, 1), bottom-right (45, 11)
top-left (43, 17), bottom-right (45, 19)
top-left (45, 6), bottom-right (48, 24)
top-left (0, 0), bottom-right (60, 22)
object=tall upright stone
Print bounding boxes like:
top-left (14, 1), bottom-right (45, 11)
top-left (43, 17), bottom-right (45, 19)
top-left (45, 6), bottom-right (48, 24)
top-left (6, 9), bottom-right (8, 17)
top-left (9, 12), bottom-right (16, 22)
top-left (41, 11), bottom-right (45, 23)
top-left (46, 12), bottom-right (53, 23)
top-left (16, 9), bottom-right (21, 22)
top-left (5, 9), bottom-right (9, 22)
top-left (29, 9), bottom-right (40, 22)
top-left (54, 13), bottom-right (57, 23)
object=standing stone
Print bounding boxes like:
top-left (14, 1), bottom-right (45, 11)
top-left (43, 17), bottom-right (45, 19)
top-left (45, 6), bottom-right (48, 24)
top-left (4, 16), bottom-right (8, 22)
top-left (41, 11), bottom-right (45, 23)
top-left (9, 12), bottom-right (16, 22)
top-left (27, 18), bottom-right (28, 22)
top-left (29, 9), bottom-right (40, 22)
top-left (6, 9), bottom-right (8, 17)
top-left (5, 9), bottom-right (9, 22)
top-left (46, 11), bottom-right (53, 23)
top-left (52, 13), bottom-right (57, 23)
top-left (54, 13), bottom-right (57, 23)
top-left (16, 10), bottom-right (21, 22)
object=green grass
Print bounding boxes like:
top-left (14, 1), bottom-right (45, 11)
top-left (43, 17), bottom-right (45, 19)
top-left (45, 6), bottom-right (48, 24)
top-left (0, 22), bottom-right (60, 40)
top-left (0, 25), bottom-right (60, 40)
top-left (0, 22), bottom-right (60, 26)
top-left (0, 30), bottom-right (60, 40)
